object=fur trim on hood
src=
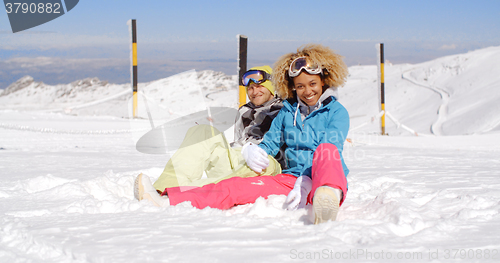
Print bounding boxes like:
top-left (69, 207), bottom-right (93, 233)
top-left (272, 44), bottom-right (348, 99)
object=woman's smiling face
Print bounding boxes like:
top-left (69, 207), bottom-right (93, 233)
top-left (292, 72), bottom-right (324, 106)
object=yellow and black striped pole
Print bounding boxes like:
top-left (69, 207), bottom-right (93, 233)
top-left (237, 35), bottom-right (248, 108)
top-left (129, 19), bottom-right (138, 118)
top-left (378, 43), bottom-right (386, 135)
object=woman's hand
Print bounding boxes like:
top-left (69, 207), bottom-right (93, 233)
top-left (285, 176), bottom-right (313, 210)
top-left (241, 142), bottom-right (269, 173)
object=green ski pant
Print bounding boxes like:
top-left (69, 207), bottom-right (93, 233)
top-left (153, 124), bottom-right (281, 191)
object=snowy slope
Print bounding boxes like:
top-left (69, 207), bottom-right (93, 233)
top-left (401, 46), bottom-right (500, 135)
top-left (2, 46), bottom-right (500, 136)
top-left (1, 112), bottom-right (499, 262)
top-left (0, 70), bottom-right (239, 119)
top-left (340, 45), bottom-right (500, 136)
top-left (1, 46), bottom-right (500, 262)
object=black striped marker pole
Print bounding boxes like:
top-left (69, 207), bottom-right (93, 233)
top-left (237, 35), bottom-right (248, 107)
top-left (129, 19), bottom-right (138, 118)
top-left (378, 43), bottom-right (386, 135)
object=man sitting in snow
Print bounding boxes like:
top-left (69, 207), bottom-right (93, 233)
top-left (135, 66), bottom-right (284, 202)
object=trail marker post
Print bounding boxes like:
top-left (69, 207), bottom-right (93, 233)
top-left (237, 35), bottom-right (248, 108)
top-left (377, 43), bottom-right (386, 135)
top-left (128, 19), bottom-right (138, 118)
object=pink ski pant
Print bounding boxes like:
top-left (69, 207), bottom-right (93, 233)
top-left (164, 143), bottom-right (348, 210)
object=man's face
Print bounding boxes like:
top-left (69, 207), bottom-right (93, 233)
top-left (247, 83), bottom-right (273, 106)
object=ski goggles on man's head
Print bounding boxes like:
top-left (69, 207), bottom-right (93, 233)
top-left (288, 56), bottom-right (323, 78)
top-left (242, 70), bottom-right (272, 86)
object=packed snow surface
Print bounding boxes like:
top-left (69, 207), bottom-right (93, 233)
top-left (1, 46), bottom-right (500, 262)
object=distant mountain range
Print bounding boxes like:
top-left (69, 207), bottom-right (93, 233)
top-left (2, 46), bottom-right (500, 136)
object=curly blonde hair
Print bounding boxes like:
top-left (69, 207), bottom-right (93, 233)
top-left (272, 44), bottom-right (348, 99)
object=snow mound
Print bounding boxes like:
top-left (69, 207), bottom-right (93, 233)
top-left (23, 174), bottom-right (76, 194)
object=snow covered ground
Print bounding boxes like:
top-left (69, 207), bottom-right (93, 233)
top-left (1, 46), bottom-right (500, 262)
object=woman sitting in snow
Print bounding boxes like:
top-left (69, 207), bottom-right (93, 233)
top-left (136, 44), bottom-right (350, 224)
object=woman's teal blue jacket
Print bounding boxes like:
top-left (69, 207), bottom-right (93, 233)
top-left (258, 95), bottom-right (350, 178)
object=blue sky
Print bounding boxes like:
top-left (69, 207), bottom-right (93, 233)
top-left (1, 0), bottom-right (499, 88)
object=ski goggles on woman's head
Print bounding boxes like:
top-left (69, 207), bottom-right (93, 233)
top-left (288, 56), bottom-right (323, 78)
top-left (242, 70), bottom-right (272, 86)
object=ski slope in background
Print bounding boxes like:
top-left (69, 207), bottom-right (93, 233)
top-left (1, 46), bottom-right (500, 262)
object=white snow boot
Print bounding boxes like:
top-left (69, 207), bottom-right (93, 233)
top-left (313, 186), bottom-right (341, 224)
top-left (134, 173), bottom-right (170, 207)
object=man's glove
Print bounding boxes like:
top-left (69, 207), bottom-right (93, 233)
top-left (285, 176), bottom-right (313, 210)
top-left (241, 142), bottom-right (269, 173)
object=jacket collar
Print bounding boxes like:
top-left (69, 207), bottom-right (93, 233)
top-left (297, 88), bottom-right (336, 115)
top-left (244, 96), bottom-right (281, 110)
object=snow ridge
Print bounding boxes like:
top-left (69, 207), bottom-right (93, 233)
top-left (2, 46), bottom-right (500, 136)
top-left (401, 69), bottom-right (451, 135)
